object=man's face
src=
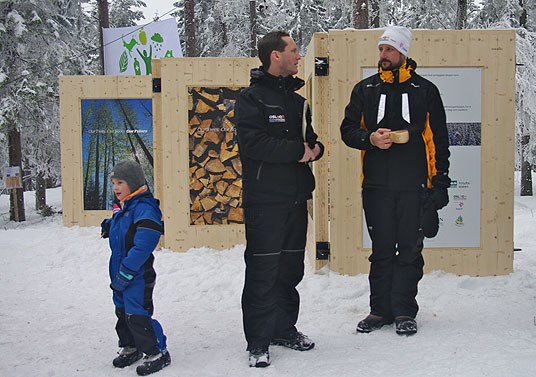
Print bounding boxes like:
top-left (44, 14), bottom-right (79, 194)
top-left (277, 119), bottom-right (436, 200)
top-left (378, 44), bottom-right (405, 71)
top-left (273, 36), bottom-right (301, 77)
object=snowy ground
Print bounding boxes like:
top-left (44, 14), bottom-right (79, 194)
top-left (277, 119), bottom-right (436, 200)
top-left (1, 186), bottom-right (536, 377)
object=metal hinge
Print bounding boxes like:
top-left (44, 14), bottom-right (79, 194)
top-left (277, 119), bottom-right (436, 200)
top-left (316, 241), bottom-right (330, 260)
top-left (315, 57), bottom-right (329, 76)
top-left (152, 78), bottom-right (162, 93)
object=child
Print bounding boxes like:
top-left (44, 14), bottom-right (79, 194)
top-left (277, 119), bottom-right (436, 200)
top-left (101, 160), bottom-right (171, 376)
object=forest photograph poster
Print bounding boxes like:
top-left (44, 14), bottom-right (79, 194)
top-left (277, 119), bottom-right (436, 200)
top-left (81, 99), bottom-right (154, 210)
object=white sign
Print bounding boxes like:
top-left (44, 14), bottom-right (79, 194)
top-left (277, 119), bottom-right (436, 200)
top-left (103, 18), bottom-right (182, 75)
top-left (362, 67), bottom-right (482, 248)
top-left (4, 166), bottom-right (23, 189)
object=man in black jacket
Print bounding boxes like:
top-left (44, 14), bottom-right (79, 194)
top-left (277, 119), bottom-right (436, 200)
top-left (235, 31), bottom-right (324, 368)
top-left (340, 26), bottom-right (450, 336)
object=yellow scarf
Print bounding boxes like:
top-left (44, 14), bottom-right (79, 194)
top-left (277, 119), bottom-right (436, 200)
top-left (379, 60), bottom-right (413, 84)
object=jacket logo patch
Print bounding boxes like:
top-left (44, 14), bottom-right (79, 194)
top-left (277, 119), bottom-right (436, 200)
top-left (268, 114), bottom-right (286, 123)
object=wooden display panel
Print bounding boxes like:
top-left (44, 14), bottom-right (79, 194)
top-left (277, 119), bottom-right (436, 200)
top-left (59, 75), bottom-right (155, 227)
top-left (327, 29), bottom-right (515, 276)
top-left (158, 58), bottom-right (257, 251)
top-left (303, 33), bottom-right (330, 270)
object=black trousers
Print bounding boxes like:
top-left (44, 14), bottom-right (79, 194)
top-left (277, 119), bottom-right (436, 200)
top-left (362, 188), bottom-right (425, 319)
top-left (241, 202), bottom-right (308, 351)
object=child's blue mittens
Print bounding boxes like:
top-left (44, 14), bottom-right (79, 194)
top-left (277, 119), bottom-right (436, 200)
top-left (110, 264), bottom-right (136, 292)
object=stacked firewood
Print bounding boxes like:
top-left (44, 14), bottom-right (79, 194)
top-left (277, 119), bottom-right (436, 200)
top-left (188, 87), bottom-right (244, 225)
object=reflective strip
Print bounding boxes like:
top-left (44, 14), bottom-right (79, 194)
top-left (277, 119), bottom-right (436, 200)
top-left (402, 93), bottom-right (410, 123)
top-left (252, 251), bottom-right (281, 257)
top-left (377, 94), bottom-right (386, 124)
top-left (281, 248), bottom-right (305, 253)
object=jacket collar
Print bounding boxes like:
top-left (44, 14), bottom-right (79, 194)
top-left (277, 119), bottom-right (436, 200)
top-left (378, 58), bottom-right (417, 84)
top-left (249, 67), bottom-right (304, 93)
top-left (120, 185), bottom-right (149, 208)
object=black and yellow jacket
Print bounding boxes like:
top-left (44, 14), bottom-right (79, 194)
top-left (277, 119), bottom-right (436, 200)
top-left (236, 67), bottom-right (324, 206)
top-left (340, 59), bottom-right (450, 190)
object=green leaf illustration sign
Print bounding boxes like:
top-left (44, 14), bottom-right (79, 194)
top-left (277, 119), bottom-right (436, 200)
top-left (151, 33), bottom-right (164, 43)
top-left (119, 51), bottom-right (129, 73)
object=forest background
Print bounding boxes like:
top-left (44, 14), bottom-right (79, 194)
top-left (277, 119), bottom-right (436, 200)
top-left (0, 0), bottom-right (535, 219)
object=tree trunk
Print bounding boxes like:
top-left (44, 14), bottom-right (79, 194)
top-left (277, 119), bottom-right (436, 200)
top-left (185, 0), bottom-right (196, 57)
top-left (353, 0), bottom-right (369, 29)
top-left (36, 172), bottom-right (46, 211)
top-left (97, 0), bottom-right (110, 74)
top-left (370, 0), bottom-right (380, 28)
top-left (8, 126), bottom-right (25, 222)
top-left (455, 0), bottom-right (468, 29)
top-left (249, 0), bottom-right (257, 57)
top-left (519, 0), bottom-right (527, 28)
top-left (521, 134), bottom-right (532, 196)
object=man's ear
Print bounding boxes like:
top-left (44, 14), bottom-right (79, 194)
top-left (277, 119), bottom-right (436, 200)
top-left (270, 50), bottom-right (280, 63)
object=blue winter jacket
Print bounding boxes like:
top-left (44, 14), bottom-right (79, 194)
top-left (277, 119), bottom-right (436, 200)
top-left (103, 190), bottom-right (163, 281)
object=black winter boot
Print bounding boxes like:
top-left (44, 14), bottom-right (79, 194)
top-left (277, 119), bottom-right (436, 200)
top-left (112, 346), bottom-right (143, 368)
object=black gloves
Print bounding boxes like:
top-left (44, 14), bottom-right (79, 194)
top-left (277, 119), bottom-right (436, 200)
top-left (110, 264), bottom-right (137, 292)
top-left (421, 204), bottom-right (439, 238)
top-left (430, 173), bottom-right (451, 210)
top-left (101, 219), bottom-right (111, 239)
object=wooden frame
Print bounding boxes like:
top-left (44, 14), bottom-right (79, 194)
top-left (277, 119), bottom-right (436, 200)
top-left (327, 29), bottom-right (515, 276)
top-left (156, 57), bottom-right (258, 251)
top-left (59, 75), bottom-right (156, 227)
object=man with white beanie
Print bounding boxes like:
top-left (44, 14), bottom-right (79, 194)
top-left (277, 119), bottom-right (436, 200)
top-left (340, 26), bottom-right (451, 336)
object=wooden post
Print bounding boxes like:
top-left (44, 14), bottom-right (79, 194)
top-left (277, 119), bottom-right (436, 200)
top-left (8, 128), bottom-right (25, 222)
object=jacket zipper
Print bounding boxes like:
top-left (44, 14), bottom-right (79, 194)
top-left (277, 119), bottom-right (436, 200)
top-left (256, 161), bottom-right (264, 180)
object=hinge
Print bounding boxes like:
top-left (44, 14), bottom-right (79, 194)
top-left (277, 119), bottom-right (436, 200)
top-left (152, 78), bottom-right (162, 93)
top-left (316, 241), bottom-right (330, 260)
top-left (315, 57), bottom-right (329, 76)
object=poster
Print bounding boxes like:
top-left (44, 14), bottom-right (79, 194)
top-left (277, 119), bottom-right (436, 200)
top-left (103, 18), bottom-right (182, 75)
top-left (188, 87), bottom-right (244, 225)
top-left (362, 68), bottom-right (482, 248)
top-left (81, 98), bottom-right (153, 210)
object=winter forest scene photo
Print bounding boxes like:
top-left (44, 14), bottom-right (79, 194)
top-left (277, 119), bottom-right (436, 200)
top-left (1, 1), bottom-right (536, 377)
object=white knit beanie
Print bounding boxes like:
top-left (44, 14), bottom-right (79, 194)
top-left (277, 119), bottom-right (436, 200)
top-left (378, 26), bottom-right (412, 56)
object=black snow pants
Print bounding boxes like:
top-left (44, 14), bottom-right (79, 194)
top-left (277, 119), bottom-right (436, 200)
top-left (241, 202), bottom-right (308, 351)
top-left (362, 187), bottom-right (425, 320)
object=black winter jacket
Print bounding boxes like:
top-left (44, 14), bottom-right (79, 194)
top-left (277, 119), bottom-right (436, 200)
top-left (235, 68), bottom-right (324, 206)
top-left (340, 59), bottom-right (450, 190)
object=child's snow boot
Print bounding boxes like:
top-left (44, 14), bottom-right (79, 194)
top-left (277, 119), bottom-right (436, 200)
top-left (136, 350), bottom-right (171, 376)
top-left (112, 346), bottom-right (143, 368)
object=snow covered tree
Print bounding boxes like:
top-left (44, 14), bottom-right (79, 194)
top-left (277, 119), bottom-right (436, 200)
top-left (0, 0), bottom-right (97, 218)
top-left (109, 0), bottom-right (146, 27)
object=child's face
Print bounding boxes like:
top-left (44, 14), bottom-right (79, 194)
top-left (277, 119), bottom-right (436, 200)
top-left (111, 178), bottom-right (131, 201)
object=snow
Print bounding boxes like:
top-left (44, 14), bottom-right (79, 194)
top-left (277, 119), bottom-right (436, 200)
top-left (1, 185), bottom-right (536, 377)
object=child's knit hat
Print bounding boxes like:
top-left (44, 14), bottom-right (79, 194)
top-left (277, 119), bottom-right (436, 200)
top-left (110, 160), bottom-right (146, 191)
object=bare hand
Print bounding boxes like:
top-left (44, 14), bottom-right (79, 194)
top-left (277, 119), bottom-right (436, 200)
top-left (371, 128), bottom-right (393, 149)
top-left (299, 143), bottom-right (315, 162)
top-left (312, 143), bottom-right (321, 159)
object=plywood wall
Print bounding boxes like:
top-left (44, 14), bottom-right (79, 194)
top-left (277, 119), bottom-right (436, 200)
top-left (60, 29), bottom-right (515, 276)
top-left (326, 29), bottom-right (515, 276)
top-left (59, 75), bottom-right (154, 227)
top-left (304, 33), bottom-right (330, 270)
top-left (157, 57), bottom-right (258, 251)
